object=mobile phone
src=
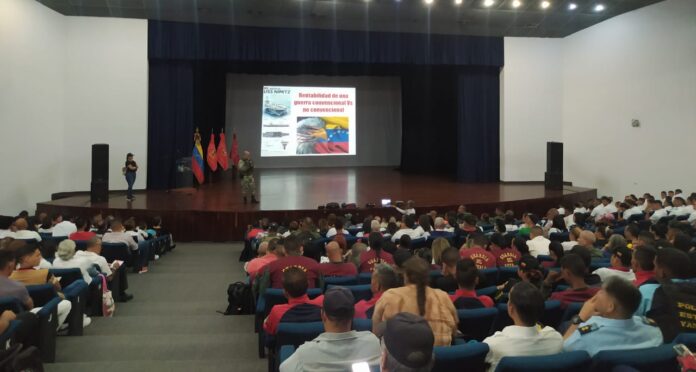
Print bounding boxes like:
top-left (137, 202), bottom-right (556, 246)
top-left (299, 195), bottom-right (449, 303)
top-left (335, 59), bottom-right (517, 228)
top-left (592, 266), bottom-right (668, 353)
top-left (351, 362), bottom-right (370, 372)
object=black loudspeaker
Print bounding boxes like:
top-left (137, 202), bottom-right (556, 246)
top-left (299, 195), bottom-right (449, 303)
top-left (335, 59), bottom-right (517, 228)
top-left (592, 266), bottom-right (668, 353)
top-left (91, 144), bottom-right (109, 203)
top-left (544, 142), bottom-right (563, 190)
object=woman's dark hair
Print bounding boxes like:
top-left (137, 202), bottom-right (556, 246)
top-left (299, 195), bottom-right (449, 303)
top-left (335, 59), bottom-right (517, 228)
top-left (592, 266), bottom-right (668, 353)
top-left (552, 215), bottom-right (567, 231)
top-left (40, 217), bottom-right (52, 230)
top-left (418, 215), bottom-right (431, 232)
top-left (368, 232), bottom-right (384, 261)
top-left (489, 233), bottom-right (507, 248)
top-left (509, 281), bottom-right (545, 326)
top-left (334, 217), bottom-right (344, 231)
top-left (495, 219), bottom-right (506, 233)
top-left (399, 235), bottom-right (412, 250)
top-left (362, 218), bottom-right (372, 234)
top-left (74, 217), bottom-right (88, 231)
top-left (403, 257), bottom-right (430, 316)
top-left (574, 212), bottom-right (588, 227)
top-left (548, 241), bottom-right (564, 262)
top-left (386, 222), bottom-right (398, 236)
top-left (518, 255), bottom-right (543, 284)
top-left (513, 236), bottom-right (529, 255)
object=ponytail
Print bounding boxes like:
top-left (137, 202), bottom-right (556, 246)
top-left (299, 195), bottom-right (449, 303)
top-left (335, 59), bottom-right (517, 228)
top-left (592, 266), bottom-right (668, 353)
top-left (403, 257), bottom-right (429, 316)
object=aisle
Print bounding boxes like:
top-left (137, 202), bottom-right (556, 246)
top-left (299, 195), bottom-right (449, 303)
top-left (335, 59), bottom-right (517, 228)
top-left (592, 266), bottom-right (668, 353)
top-left (45, 243), bottom-right (264, 372)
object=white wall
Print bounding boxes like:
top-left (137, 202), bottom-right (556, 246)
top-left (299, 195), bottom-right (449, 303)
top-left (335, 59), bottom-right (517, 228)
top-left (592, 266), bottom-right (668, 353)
top-left (501, 37), bottom-right (563, 181)
top-left (0, 0), bottom-right (66, 214)
top-left (562, 0), bottom-right (696, 198)
top-left (0, 0), bottom-right (148, 214)
top-left (64, 17), bottom-right (148, 192)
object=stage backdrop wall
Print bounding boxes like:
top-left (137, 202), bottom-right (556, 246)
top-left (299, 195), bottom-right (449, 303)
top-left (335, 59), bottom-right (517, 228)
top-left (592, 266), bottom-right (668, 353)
top-left (0, 0), bottom-right (148, 214)
top-left (225, 74), bottom-right (402, 168)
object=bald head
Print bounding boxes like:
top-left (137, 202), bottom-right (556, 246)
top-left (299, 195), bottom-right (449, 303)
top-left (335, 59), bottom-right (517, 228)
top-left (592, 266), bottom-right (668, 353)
top-left (326, 241), bottom-right (342, 263)
top-left (14, 218), bottom-right (28, 231)
top-left (578, 230), bottom-right (596, 247)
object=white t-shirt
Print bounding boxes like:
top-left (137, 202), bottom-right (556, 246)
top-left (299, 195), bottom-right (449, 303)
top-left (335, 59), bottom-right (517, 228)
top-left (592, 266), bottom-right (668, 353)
top-left (391, 228), bottom-right (421, 242)
top-left (604, 203), bottom-right (618, 214)
top-left (670, 206), bottom-right (690, 217)
top-left (11, 230), bottom-right (43, 242)
top-left (590, 205), bottom-right (606, 218)
top-left (650, 209), bottom-right (668, 223)
top-left (52, 256), bottom-right (95, 284)
top-left (573, 207), bottom-right (588, 214)
top-left (75, 250), bottom-right (112, 276)
top-left (526, 236), bottom-right (551, 257)
top-left (52, 221), bottom-right (77, 237)
top-left (622, 206), bottom-right (642, 220)
top-left (483, 325), bottom-right (563, 372)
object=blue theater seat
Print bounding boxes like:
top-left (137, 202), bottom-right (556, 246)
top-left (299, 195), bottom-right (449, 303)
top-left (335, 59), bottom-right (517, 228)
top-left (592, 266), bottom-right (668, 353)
top-left (495, 350), bottom-right (592, 372)
top-left (457, 307), bottom-right (498, 341)
top-left (433, 342), bottom-right (489, 372)
top-left (591, 344), bottom-right (678, 372)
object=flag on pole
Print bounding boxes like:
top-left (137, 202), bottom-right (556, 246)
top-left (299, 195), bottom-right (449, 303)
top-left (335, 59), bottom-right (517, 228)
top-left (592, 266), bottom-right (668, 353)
top-left (192, 128), bottom-right (205, 184)
top-left (217, 129), bottom-right (229, 170)
top-left (207, 132), bottom-right (218, 172)
top-left (230, 132), bottom-right (240, 167)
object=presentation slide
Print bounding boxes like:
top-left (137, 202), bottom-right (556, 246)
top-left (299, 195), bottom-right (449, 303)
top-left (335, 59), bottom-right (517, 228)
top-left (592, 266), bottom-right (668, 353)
top-left (260, 86), bottom-right (356, 157)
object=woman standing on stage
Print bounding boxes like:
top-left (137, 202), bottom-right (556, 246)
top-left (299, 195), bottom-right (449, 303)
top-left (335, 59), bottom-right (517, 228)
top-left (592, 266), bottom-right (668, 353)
top-left (123, 153), bottom-right (138, 201)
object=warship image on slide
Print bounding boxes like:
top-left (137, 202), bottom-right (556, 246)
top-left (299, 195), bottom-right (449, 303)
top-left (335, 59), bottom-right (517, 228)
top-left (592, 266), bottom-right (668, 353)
top-left (263, 100), bottom-right (289, 117)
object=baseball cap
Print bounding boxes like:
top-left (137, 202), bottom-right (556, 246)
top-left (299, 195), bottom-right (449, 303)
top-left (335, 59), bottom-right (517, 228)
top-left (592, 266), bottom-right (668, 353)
top-left (382, 313), bottom-right (434, 369)
top-left (519, 255), bottom-right (540, 271)
top-left (323, 287), bottom-right (355, 319)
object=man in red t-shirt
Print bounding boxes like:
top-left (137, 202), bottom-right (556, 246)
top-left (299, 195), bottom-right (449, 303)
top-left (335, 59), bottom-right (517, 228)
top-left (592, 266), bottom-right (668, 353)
top-left (247, 239), bottom-right (285, 282)
top-left (263, 267), bottom-right (323, 335)
top-left (449, 259), bottom-right (494, 309)
top-left (544, 253), bottom-right (599, 308)
top-left (459, 234), bottom-right (496, 269)
top-left (355, 263), bottom-right (399, 319)
top-left (68, 217), bottom-right (97, 241)
top-left (489, 233), bottom-right (520, 267)
top-left (359, 233), bottom-right (394, 273)
top-left (257, 235), bottom-right (323, 294)
top-left (320, 242), bottom-right (357, 277)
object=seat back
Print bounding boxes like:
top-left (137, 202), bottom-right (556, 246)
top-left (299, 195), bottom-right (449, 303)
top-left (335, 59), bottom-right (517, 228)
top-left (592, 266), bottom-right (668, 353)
top-left (539, 300), bottom-right (563, 329)
top-left (74, 240), bottom-right (88, 251)
top-left (411, 237), bottom-right (427, 249)
top-left (101, 242), bottom-right (132, 266)
top-left (352, 318), bottom-right (372, 331)
top-left (26, 284), bottom-right (59, 307)
top-left (480, 268), bottom-right (499, 286)
top-left (323, 276), bottom-right (357, 288)
top-left (433, 342), bottom-right (489, 372)
top-left (327, 284), bottom-right (372, 303)
top-left (497, 267), bottom-right (519, 284)
top-left (0, 297), bottom-right (23, 313)
top-left (357, 272), bottom-right (372, 284)
top-left (262, 288), bottom-right (323, 318)
top-left (457, 307), bottom-right (498, 341)
top-left (49, 267), bottom-right (83, 288)
top-left (453, 297), bottom-right (485, 310)
top-left (495, 351), bottom-right (592, 372)
top-left (276, 321), bottom-right (324, 349)
top-left (592, 344), bottom-right (678, 372)
top-left (561, 302), bottom-right (584, 323)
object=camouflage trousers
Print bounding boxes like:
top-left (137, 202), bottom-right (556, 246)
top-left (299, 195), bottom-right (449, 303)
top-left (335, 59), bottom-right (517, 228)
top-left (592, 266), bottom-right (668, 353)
top-left (241, 175), bottom-right (256, 197)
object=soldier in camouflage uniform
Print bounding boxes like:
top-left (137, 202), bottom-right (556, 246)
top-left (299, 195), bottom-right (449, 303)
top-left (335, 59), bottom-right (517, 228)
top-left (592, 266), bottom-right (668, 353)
top-left (238, 151), bottom-right (259, 204)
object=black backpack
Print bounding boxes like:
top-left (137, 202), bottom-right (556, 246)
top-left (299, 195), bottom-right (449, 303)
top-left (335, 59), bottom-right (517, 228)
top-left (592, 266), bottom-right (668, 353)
top-left (0, 344), bottom-right (43, 372)
top-left (224, 282), bottom-right (255, 315)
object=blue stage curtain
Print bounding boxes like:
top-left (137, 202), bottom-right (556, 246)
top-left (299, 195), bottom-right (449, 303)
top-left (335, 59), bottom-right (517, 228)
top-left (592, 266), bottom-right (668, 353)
top-left (149, 21), bottom-right (503, 67)
top-left (147, 21), bottom-right (503, 189)
top-left (456, 68), bottom-right (501, 182)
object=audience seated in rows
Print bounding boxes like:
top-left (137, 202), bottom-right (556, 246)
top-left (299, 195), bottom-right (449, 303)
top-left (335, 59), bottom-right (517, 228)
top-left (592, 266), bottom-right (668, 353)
top-left (279, 287), bottom-right (381, 372)
top-left (263, 268), bottom-right (323, 336)
top-left (450, 259), bottom-right (494, 309)
top-left (355, 263), bottom-right (399, 319)
top-left (320, 242), bottom-right (358, 277)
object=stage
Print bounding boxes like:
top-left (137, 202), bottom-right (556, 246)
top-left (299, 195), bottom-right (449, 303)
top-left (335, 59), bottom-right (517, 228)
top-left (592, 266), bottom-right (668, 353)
top-left (36, 167), bottom-right (596, 242)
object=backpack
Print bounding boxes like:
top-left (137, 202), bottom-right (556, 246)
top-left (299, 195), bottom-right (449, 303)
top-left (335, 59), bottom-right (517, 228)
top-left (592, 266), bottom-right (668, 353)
top-left (224, 282), bottom-right (254, 315)
top-left (0, 343), bottom-right (43, 372)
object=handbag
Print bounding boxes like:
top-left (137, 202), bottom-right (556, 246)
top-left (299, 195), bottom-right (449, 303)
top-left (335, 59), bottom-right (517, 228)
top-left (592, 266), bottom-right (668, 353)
top-left (99, 274), bottom-right (115, 317)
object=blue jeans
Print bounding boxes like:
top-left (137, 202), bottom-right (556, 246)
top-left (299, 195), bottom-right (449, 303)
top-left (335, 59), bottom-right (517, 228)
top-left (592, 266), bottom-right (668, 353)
top-left (125, 172), bottom-right (136, 198)
top-left (136, 240), bottom-right (151, 269)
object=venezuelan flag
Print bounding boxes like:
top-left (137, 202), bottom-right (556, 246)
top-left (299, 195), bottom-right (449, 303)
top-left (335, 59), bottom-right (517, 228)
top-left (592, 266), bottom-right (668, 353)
top-left (192, 140), bottom-right (205, 184)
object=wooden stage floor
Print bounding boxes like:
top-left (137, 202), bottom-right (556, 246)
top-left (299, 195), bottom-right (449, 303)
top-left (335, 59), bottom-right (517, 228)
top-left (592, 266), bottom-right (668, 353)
top-left (37, 167), bottom-right (596, 242)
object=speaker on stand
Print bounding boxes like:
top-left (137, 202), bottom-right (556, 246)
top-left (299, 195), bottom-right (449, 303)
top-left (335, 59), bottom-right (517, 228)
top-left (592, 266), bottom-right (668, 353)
top-left (544, 142), bottom-right (563, 190)
top-left (91, 144), bottom-right (109, 203)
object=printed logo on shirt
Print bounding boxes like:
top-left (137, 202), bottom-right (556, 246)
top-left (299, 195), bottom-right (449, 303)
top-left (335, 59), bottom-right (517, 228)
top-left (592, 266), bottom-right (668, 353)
top-left (499, 252), bottom-right (518, 267)
top-left (469, 253), bottom-right (492, 269)
top-left (281, 265), bottom-right (308, 273)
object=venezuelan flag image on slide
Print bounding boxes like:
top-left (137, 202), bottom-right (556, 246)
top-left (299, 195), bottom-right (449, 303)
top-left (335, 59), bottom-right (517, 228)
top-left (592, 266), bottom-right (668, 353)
top-left (192, 132), bottom-right (205, 184)
top-left (296, 116), bottom-right (349, 154)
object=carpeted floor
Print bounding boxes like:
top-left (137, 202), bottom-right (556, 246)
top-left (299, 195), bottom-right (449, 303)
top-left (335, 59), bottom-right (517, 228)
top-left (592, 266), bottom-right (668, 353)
top-left (45, 243), bottom-right (265, 372)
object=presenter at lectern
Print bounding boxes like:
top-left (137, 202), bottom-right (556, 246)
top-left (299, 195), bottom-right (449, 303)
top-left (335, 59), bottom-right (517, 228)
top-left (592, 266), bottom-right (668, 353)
top-left (238, 151), bottom-right (259, 204)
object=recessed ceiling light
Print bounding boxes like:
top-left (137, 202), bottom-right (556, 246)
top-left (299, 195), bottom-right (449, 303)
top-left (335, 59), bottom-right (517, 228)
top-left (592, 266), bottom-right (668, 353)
top-left (594, 4), bottom-right (605, 11)
top-left (483, 0), bottom-right (495, 7)
top-left (424, 0), bottom-right (434, 4)
top-left (512, 0), bottom-right (522, 8)
top-left (540, 0), bottom-right (550, 9)
top-left (455, 0), bottom-right (463, 4)
top-left (568, 2), bottom-right (577, 10)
